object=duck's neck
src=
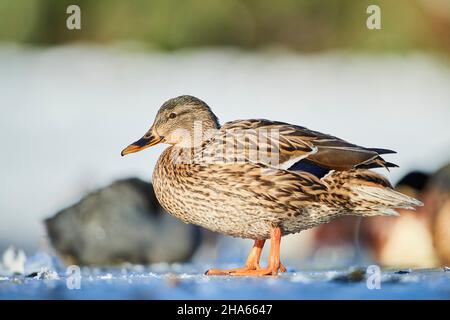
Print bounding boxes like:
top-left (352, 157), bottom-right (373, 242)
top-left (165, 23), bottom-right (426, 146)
top-left (159, 145), bottom-right (200, 168)
top-left (174, 120), bottom-right (219, 148)
top-left (165, 129), bottom-right (219, 166)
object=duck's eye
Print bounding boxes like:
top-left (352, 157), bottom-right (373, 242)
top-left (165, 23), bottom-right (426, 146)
top-left (169, 112), bottom-right (177, 119)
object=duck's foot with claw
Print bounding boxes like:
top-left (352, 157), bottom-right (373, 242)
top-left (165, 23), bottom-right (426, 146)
top-left (205, 262), bottom-right (287, 276)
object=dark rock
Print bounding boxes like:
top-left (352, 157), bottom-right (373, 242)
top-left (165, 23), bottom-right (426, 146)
top-left (332, 267), bottom-right (366, 283)
top-left (45, 178), bottom-right (201, 266)
top-left (25, 272), bottom-right (39, 278)
top-left (395, 269), bottom-right (411, 274)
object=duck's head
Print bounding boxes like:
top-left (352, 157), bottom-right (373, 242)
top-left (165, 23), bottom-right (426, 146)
top-left (121, 95), bottom-right (219, 156)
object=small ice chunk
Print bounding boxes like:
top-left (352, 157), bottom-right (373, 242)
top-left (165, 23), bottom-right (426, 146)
top-left (24, 252), bottom-right (55, 276)
top-left (291, 273), bottom-right (312, 284)
top-left (399, 274), bottom-right (419, 283)
top-left (1, 246), bottom-right (26, 275)
top-left (99, 273), bottom-right (113, 280)
top-left (34, 268), bottom-right (60, 280)
top-left (323, 270), bottom-right (339, 281)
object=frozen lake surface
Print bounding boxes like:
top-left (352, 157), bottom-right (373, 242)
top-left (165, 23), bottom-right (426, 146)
top-left (1, 252), bottom-right (449, 299)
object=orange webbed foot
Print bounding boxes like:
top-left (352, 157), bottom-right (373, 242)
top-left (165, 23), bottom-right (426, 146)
top-left (205, 265), bottom-right (259, 276)
top-left (205, 227), bottom-right (285, 277)
top-left (227, 268), bottom-right (276, 276)
top-left (224, 264), bottom-right (284, 276)
top-left (205, 261), bottom-right (286, 276)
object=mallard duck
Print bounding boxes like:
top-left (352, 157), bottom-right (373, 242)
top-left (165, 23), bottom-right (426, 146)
top-left (121, 95), bottom-right (422, 276)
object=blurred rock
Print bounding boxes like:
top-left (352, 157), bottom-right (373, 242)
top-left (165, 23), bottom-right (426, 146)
top-left (368, 213), bottom-right (439, 268)
top-left (332, 267), bottom-right (366, 283)
top-left (395, 171), bottom-right (430, 198)
top-left (361, 170), bottom-right (441, 268)
top-left (428, 163), bottom-right (450, 266)
top-left (45, 178), bottom-right (201, 266)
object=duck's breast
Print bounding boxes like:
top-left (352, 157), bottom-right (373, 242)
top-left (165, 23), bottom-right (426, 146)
top-left (151, 148), bottom-right (279, 238)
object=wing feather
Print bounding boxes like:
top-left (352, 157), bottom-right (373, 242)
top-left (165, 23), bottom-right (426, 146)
top-left (212, 119), bottom-right (396, 173)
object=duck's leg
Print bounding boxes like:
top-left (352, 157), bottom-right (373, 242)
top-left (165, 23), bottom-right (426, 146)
top-left (227, 226), bottom-right (284, 276)
top-left (205, 239), bottom-right (265, 275)
top-left (206, 226), bottom-right (286, 276)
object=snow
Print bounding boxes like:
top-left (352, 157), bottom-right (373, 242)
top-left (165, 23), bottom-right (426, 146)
top-left (0, 250), bottom-right (449, 299)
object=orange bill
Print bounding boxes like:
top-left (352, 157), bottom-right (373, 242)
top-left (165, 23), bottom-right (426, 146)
top-left (121, 131), bottom-right (163, 156)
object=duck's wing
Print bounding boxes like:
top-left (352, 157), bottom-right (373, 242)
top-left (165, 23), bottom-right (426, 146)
top-left (215, 119), bottom-right (397, 176)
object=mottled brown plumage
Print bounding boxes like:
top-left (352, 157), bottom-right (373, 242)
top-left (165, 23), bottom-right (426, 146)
top-left (122, 95), bottom-right (422, 276)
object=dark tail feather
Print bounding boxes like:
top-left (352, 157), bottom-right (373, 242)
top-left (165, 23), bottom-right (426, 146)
top-left (357, 158), bottom-right (399, 170)
top-left (384, 162), bottom-right (399, 168)
top-left (367, 148), bottom-right (397, 155)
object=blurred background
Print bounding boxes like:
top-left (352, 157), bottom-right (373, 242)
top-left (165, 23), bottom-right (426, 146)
top-left (0, 0), bottom-right (450, 274)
